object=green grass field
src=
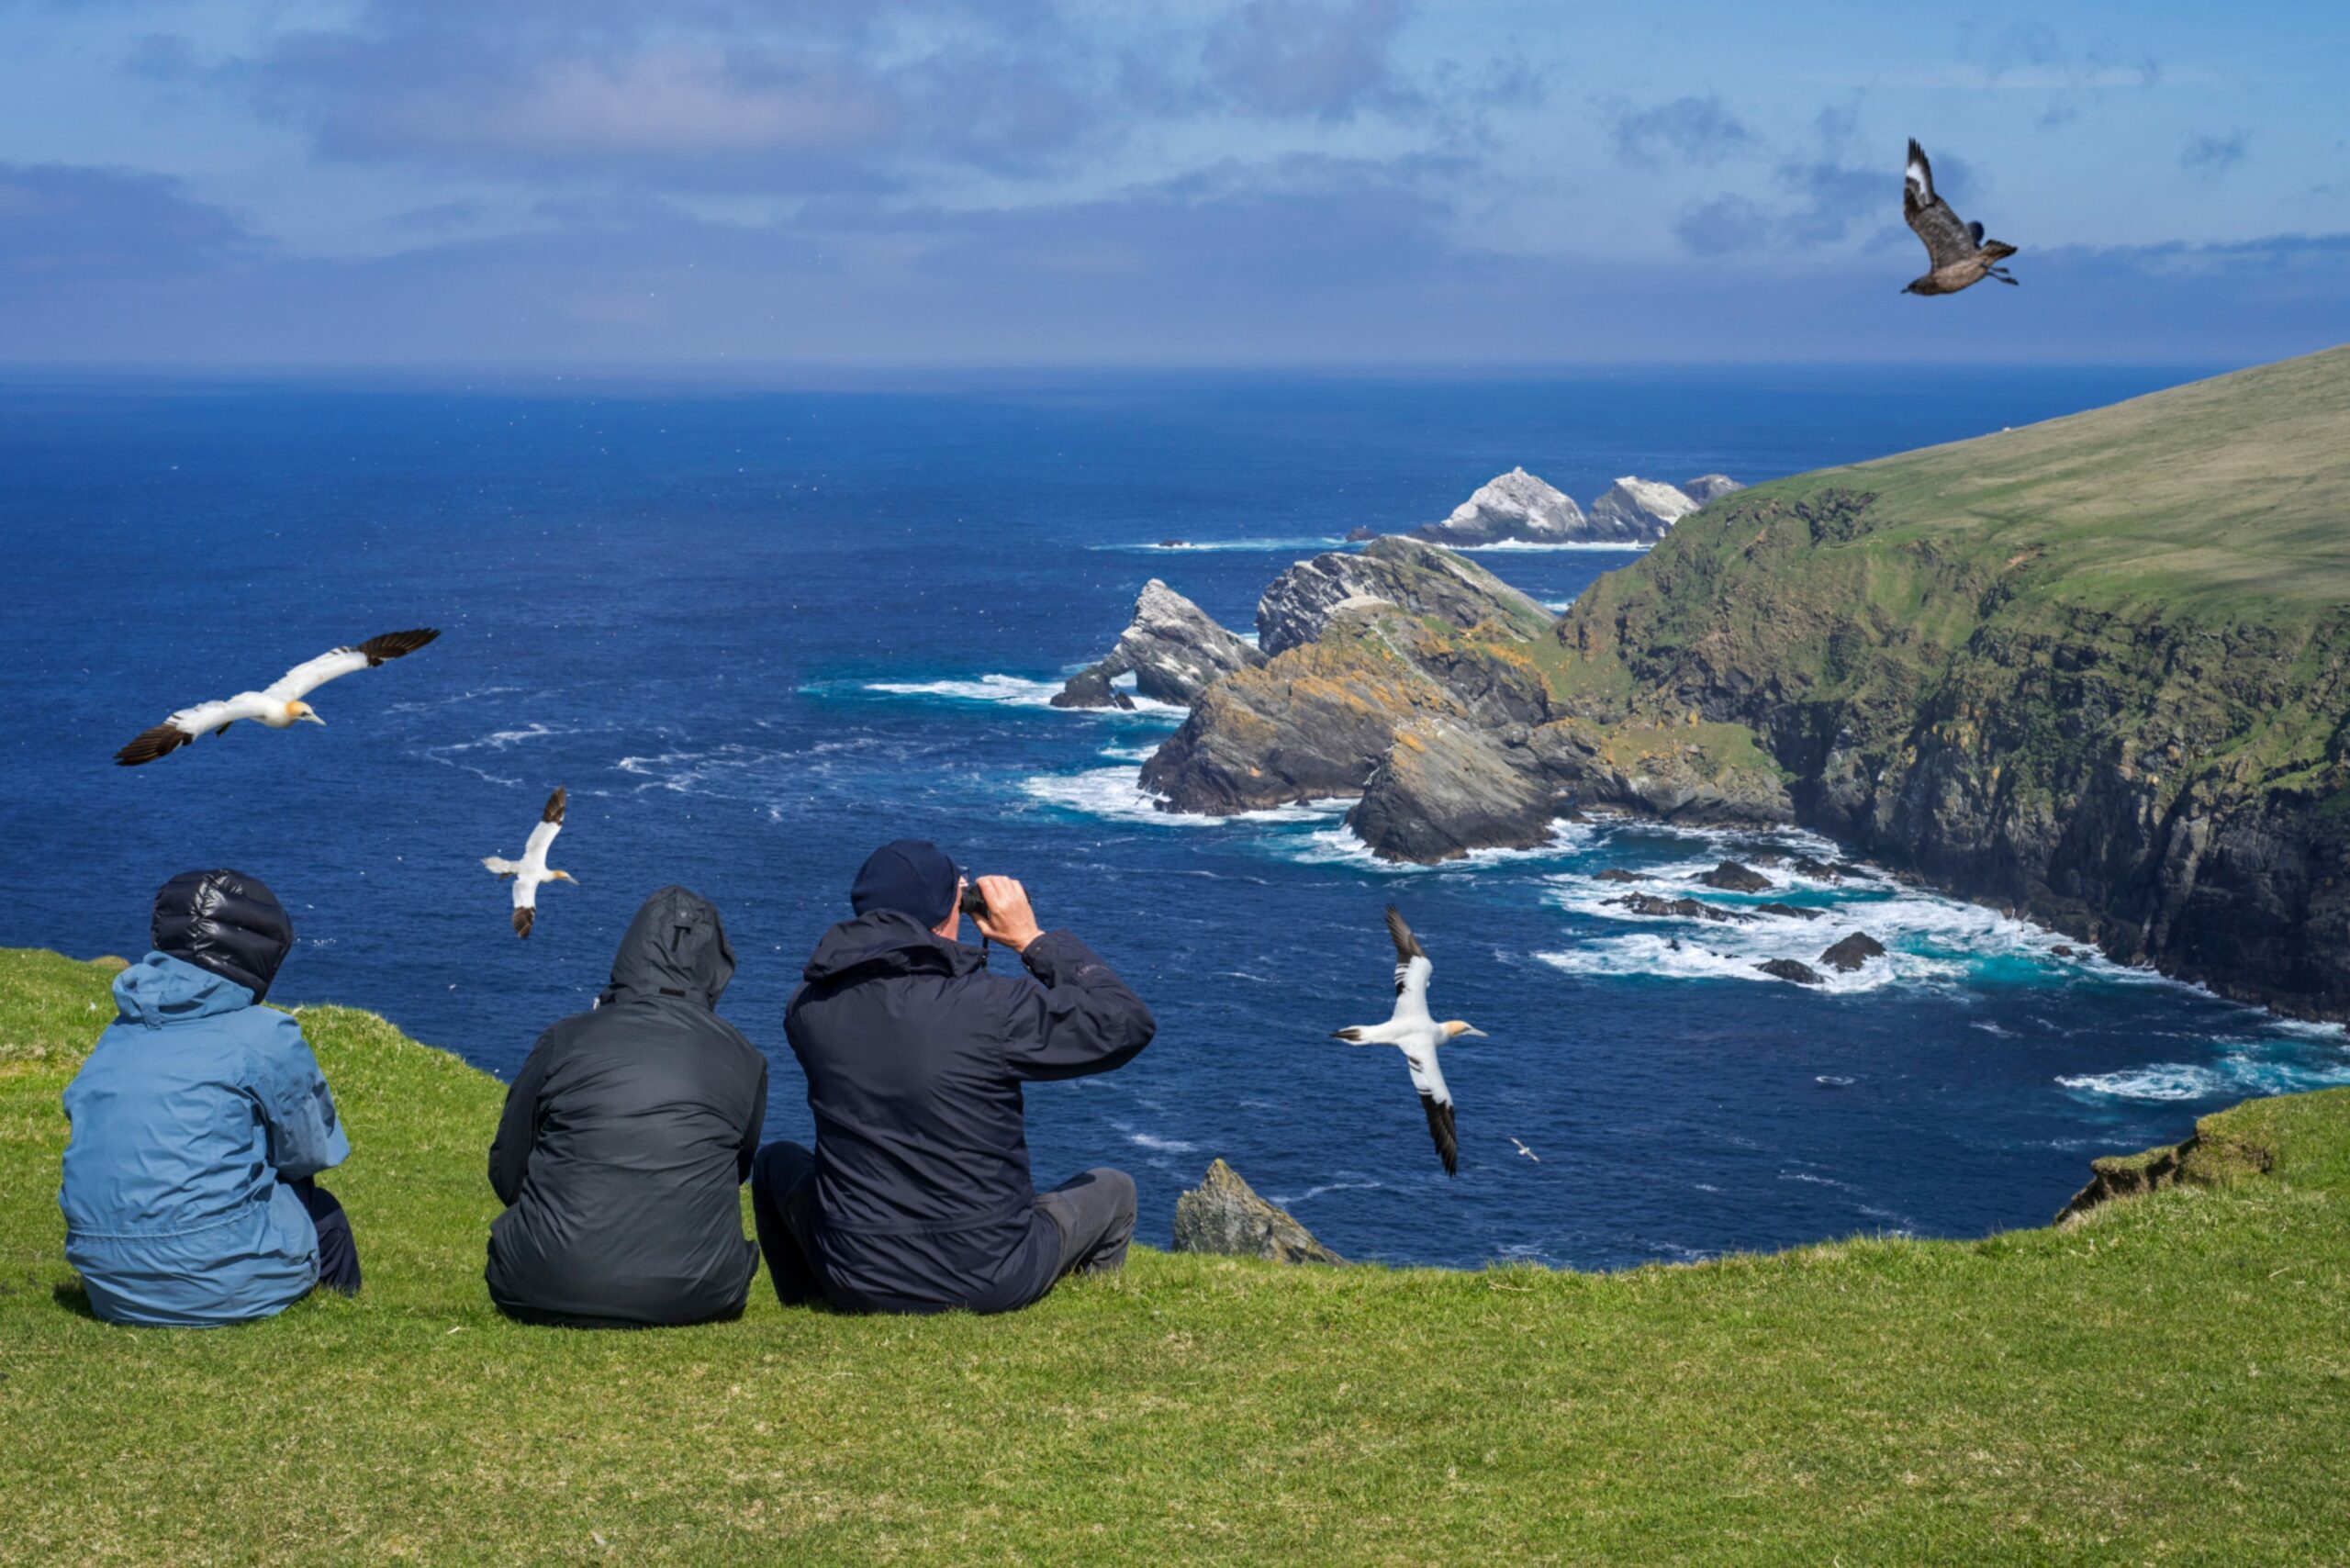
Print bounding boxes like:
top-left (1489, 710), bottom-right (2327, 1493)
top-left (4, 946), bottom-right (2346, 1564)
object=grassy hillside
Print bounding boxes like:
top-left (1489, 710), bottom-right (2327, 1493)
top-left (1556, 345), bottom-right (2350, 1013)
top-left (3, 949), bottom-right (2347, 1563)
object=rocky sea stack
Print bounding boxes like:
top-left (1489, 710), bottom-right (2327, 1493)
top-left (1172, 1159), bottom-right (1344, 1264)
top-left (1053, 578), bottom-right (1262, 709)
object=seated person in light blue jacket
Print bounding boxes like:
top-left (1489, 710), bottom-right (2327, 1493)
top-left (60, 868), bottom-right (359, 1326)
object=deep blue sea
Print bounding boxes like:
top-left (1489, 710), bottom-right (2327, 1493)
top-left (7, 365), bottom-right (2349, 1270)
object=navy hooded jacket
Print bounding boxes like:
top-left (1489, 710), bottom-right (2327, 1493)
top-left (785, 911), bottom-right (1155, 1315)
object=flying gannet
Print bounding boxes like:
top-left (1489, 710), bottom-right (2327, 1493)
top-left (1901, 139), bottom-right (2019, 296)
top-left (114, 629), bottom-right (442, 766)
top-left (483, 786), bottom-right (574, 939)
top-left (1330, 905), bottom-right (1485, 1178)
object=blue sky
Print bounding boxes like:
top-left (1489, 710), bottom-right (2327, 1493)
top-left (0, 0), bottom-right (2344, 365)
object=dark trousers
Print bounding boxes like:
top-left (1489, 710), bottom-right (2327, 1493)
top-left (1035, 1168), bottom-right (1136, 1278)
top-left (749, 1142), bottom-right (823, 1307)
top-left (290, 1177), bottom-right (362, 1296)
top-left (748, 1144), bottom-right (1138, 1307)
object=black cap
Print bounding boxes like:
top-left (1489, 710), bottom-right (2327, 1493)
top-left (152, 868), bottom-right (295, 1002)
top-left (850, 839), bottom-right (960, 928)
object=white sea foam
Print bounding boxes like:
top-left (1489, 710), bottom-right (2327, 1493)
top-left (1284, 818), bottom-right (1594, 872)
top-left (1089, 535), bottom-right (1345, 554)
top-left (864, 673), bottom-right (1067, 707)
top-left (1125, 1132), bottom-right (1197, 1153)
top-left (2058, 1048), bottom-right (2350, 1102)
top-left (1018, 767), bottom-right (1348, 827)
top-left (1455, 539), bottom-right (1653, 554)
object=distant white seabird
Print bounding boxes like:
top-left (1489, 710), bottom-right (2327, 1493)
top-left (1330, 906), bottom-right (1486, 1178)
top-left (114, 629), bottom-right (442, 766)
top-left (1511, 1137), bottom-right (1539, 1163)
top-left (483, 786), bottom-right (574, 939)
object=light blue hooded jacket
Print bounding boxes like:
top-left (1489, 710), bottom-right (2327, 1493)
top-left (60, 952), bottom-right (350, 1327)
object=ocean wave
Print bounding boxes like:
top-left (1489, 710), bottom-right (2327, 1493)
top-left (1088, 536), bottom-right (1345, 554)
top-left (1124, 1131), bottom-right (1197, 1153)
top-left (853, 672), bottom-right (1189, 719)
top-left (2058, 1048), bottom-right (2350, 1103)
top-left (1018, 767), bottom-right (1348, 827)
top-left (1452, 539), bottom-right (1653, 554)
top-left (1265, 1177), bottom-right (1386, 1206)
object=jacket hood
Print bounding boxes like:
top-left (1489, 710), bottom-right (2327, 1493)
top-left (114, 950), bottom-right (257, 1028)
top-left (604, 885), bottom-right (735, 1009)
top-left (802, 908), bottom-right (983, 986)
top-left (151, 868), bottom-right (293, 1003)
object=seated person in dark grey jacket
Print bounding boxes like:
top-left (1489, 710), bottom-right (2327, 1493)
top-left (753, 840), bottom-right (1157, 1316)
top-left (487, 886), bottom-right (768, 1328)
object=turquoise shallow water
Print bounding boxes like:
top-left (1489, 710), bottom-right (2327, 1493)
top-left (6, 365), bottom-right (2345, 1269)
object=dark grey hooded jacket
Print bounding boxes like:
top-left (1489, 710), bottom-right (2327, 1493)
top-left (487, 886), bottom-right (768, 1327)
top-left (786, 911), bottom-right (1155, 1316)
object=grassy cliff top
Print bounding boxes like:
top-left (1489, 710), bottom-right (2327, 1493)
top-left (1753, 342), bottom-right (2350, 622)
top-left (4, 946), bottom-right (2348, 1563)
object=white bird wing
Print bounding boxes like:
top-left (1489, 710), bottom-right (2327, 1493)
top-left (1384, 905), bottom-right (1434, 1022)
top-left (1402, 1045), bottom-right (1459, 1177)
top-left (117, 693), bottom-right (271, 765)
top-left (262, 628), bottom-right (442, 702)
top-left (520, 787), bottom-right (565, 873)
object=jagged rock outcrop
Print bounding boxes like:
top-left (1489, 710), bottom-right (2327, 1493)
top-left (1053, 579), bottom-right (1262, 709)
top-left (1818, 933), bottom-right (1886, 972)
top-left (1756, 958), bottom-right (1824, 984)
top-left (1348, 719), bottom-right (1563, 863)
top-left (1051, 667), bottom-right (1135, 711)
top-left (1700, 860), bottom-right (1772, 892)
top-left (1255, 536), bottom-right (1553, 657)
top-left (1413, 467), bottom-right (1588, 547)
top-left (1172, 1159), bottom-right (1345, 1264)
top-left (1584, 477), bottom-right (1702, 543)
top-left (1682, 474), bottom-right (1745, 504)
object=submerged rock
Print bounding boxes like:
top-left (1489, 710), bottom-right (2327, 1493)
top-left (1755, 958), bottom-right (1824, 985)
top-left (1584, 477), bottom-right (1701, 543)
top-left (1595, 868), bottom-right (1648, 883)
top-left (1053, 578), bottom-right (1261, 709)
top-left (1414, 467), bottom-right (1588, 547)
top-left (1818, 932), bottom-right (1887, 972)
top-left (1699, 859), bottom-right (1773, 892)
top-left (1608, 893), bottom-right (1757, 924)
top-left (1173, 1159), bottom-right (1345, 1264)
top-left (1754, 902), bottom-right (1823, 920)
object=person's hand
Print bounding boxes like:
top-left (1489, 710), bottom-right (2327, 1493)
top-left (972, 875), bottom-right (1045, 953)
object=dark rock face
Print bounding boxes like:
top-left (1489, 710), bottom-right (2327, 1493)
top-left (1818, 932), bottom-right (1887, 972)
top-left (1344, 525), bottom-right (1380, 543)
top-left (1255, 536), bottom-right (1553, 657)
top-left (1608, 893), bottom-right (1757, 924)
top-left (1790, 856), bottom-right (1852, 881)
top-left (1056, 578), bottom-right (1262, 709)
top-left (1172, 1159), bottom-right (1345, 1264)
top-left (1755, 958), bottom-right (1824, 984)
top-left (1682, 473), bottom-right (1745, 504)
top-left (1348, 719), bottom-right (1561, 863)
top-left (1755, 902), bottom-right (1822, 920)
top-left (1699, 860), bottom-right (1772, 892)
top-left (1049, 667), bottom-right (1135, 711)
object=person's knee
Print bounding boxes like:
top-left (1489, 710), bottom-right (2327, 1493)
top-left (1090, 1167), bottom-right (1136, 1223)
